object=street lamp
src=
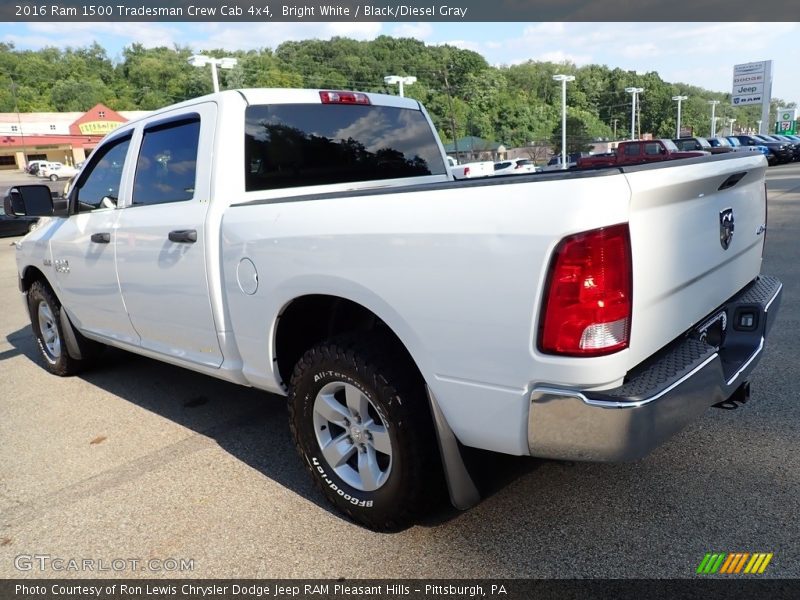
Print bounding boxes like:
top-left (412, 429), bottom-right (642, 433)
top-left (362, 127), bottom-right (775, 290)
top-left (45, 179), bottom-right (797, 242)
top-left (708, 100), bottom-right (720, 137)
top-left (553, 74), bottom-right (575, 170)
top-left (727, 118), bottom-right (736, 136)
top-left (757, 119), bottom-right (763, 135)
top-left (625, 87), bottom-right (644, 140)
top-left (672, 95), bottom-right (688, 138)
top-left (188, 54), bottom-right (238, 93)
top-left (8, 77), bottom-right (27, 169)
top-left (384, 75), bottom-right (417, 98)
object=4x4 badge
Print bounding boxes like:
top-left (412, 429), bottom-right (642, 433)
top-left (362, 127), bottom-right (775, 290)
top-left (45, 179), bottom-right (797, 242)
top-left (720, 208), bottom-right (735, 250)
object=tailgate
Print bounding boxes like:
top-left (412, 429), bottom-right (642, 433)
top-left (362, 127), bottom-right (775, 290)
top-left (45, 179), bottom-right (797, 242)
top-left (622, 154), bottom-right (768, 368)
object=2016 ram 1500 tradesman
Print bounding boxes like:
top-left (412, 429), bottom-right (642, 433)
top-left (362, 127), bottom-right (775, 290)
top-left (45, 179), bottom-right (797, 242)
top-left (6, 89), bottom-right (782, 530)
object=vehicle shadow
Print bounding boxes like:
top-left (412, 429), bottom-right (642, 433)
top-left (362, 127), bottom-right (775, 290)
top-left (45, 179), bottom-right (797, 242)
top-left (4, 326), bottom-right (541, 530)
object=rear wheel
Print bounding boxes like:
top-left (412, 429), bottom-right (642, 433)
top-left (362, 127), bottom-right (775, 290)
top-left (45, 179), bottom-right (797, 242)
top-left (49, 174), bottom-right (58, 181)
top-left (288, 335), bottom-right (441, 530)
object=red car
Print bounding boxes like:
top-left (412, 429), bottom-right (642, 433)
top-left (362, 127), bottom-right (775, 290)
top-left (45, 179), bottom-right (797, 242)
top-left (578, 139), bottom-right (707, 168)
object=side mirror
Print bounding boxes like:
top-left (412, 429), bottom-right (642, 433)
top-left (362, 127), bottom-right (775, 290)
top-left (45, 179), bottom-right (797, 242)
top-left (3, 185), bottom-right (54, 217)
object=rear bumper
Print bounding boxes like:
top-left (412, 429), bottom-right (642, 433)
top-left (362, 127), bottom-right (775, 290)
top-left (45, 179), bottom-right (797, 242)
top-left (527, 276), bottom-right (782, 462)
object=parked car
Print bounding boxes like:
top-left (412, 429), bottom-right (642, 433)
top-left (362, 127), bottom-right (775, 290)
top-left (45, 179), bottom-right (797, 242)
top-left (577, 139), bottom-right (706, 168)
top-left (493, 158), bottom-right (537, 175)
top-left (768, 134), bottom-right (800, 160)
top-left (725, 137), bottom-right (772, 162)
top-left (449, 160), bottom-right (494, 179)
top-left (732, 135), bottom-right (792, 164)
top-left (6, 88), bottom-right (782, 530)
top-left (541, 152), bottom-right (590, 171)
top-left (26, 160), bottom-right (51, 176)
top-left (673, 136), bottom-right (733, 154)
top-left (39, 162), bottom-right (80, 181)
top-left (0, 198), bottom-right (38, 237)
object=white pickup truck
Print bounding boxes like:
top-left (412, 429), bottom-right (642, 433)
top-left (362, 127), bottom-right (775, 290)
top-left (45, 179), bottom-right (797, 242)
top-left (6, 89), bottom-right (782, 531)
top-left (447, 157), bottom-right (495, 179)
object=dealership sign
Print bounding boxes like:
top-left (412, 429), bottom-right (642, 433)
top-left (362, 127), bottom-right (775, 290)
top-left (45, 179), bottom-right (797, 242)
top-left (731, 61), bottom-right (772, 106)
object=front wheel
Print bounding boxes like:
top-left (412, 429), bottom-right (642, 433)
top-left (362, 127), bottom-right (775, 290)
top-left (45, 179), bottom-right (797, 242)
top-left (288, 336), bottom-right (441, 530)
top-left (49, 174), bottom-right (58, 181)
top-left (28, 281), bottom-right (100, 376)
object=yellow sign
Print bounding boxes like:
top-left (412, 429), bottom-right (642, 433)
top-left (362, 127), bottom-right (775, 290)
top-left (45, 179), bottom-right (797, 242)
top-left (78, 121), bottom-right (122, 135)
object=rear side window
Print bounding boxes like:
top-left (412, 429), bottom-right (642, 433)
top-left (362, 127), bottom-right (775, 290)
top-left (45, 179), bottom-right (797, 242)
top-left (624, 144), bottom-right (641, 156)
top-left (644, 143), bottom-right (662, 155)
top-left (245, 103), bottom-right (446, 192)
top-left (132, 117), bottom-right (200, 206)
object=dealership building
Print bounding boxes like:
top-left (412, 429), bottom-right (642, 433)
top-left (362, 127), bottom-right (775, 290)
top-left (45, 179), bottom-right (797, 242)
top-left (0, 103), bottom-right (150, 171)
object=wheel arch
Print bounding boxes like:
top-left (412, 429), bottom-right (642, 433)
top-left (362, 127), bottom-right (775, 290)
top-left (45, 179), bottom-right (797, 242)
top-left (274, 294), bottom-right (428, 392)
top-left (20, 265), bottom-right (50, 294)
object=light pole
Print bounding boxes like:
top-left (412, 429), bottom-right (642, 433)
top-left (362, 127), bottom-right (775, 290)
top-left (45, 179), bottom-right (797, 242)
top-left (625, 87), bottom-right (643, 140)
top-left (612, 118), bottom-right (619, 140)
top-left (708, 100), bottom-right (720, 137)
top-left (8, 77), bottom-right (27, 169)
top-left (757, 119), bottom-right (763, 135)
top-left (727, 118), bottom-right (736, 136)
top-left (384, 75), bottom-right (417, 98)
top-left (188, 55), bottom-right (238, 93)
top-left (672, 95), bottom-right (688, 138)
top-left (553, 74), bottom-right (575, 170)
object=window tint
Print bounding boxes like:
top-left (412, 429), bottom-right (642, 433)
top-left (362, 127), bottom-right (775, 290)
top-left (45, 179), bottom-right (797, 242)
top-left (74, 136), bottom-right (131, 212)
top-left (132, 117), bottom-right (200, 206)
top-left (624, 144), bottom-right (641, 156)
top-left (245, 103), bottom-right (446, 192)
top-left (644, 143), bottom-right (661, 155)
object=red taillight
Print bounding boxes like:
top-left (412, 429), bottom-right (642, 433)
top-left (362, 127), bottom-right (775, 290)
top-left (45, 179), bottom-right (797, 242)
top-left (319, 91), bottom-right (371, 105)
top-left (539, 224), bottom-right (632, 356)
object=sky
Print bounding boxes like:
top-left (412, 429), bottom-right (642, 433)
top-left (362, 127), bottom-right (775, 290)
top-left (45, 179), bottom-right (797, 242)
top-left (1, 21), bottom-right (798, 104)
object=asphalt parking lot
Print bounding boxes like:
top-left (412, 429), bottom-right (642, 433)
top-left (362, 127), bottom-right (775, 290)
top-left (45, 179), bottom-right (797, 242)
top-left (1, 163), bottom-right (799, 579)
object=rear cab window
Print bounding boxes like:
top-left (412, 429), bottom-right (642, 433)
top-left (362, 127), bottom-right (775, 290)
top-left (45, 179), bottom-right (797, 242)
top-left (244, 101), bottom-right (446, 192)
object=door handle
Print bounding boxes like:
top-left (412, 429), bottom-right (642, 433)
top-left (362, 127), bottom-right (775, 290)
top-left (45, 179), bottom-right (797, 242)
top-left (90, 232), bottom-right (110, 244)
top-left (168, 229), bottom-right (197, 244)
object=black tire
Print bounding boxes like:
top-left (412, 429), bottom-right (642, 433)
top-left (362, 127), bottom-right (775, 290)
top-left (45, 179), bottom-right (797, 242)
top-left (49, 174), bottom-right (58, 181)
top-left (288, 335), bottom-right (442, 531)
top-left (27, 280), bottom-right (100, 376)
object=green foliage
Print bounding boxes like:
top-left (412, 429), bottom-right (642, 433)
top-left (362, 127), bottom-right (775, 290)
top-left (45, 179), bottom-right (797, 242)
top-left (0, 38), bottom-right (792, 149)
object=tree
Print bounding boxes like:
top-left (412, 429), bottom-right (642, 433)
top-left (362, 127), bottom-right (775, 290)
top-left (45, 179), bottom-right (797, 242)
top-left (551, 114), bottom-right (595, 154)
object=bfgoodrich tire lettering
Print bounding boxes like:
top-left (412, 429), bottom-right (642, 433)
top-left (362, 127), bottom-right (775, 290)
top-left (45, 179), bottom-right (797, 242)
top-left (288, 336), bottom-right (441, 531)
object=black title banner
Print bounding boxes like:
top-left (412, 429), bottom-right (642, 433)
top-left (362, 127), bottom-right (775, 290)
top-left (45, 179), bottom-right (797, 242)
top-left (4, 580), bottom-right (800, 600)
top-left (2, 0), bottom-right (797, 22)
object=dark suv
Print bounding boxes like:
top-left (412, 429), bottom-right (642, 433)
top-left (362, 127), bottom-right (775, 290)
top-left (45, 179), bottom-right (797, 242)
top-left (732, 135), bottom-right (793, 164)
